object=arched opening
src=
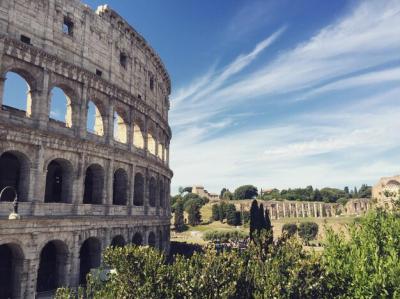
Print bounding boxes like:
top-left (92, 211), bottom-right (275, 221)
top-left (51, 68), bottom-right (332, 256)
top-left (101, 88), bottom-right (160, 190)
top-left (36, 240), bottom-right (68, 293)
top-left (133, 173), bottom-right (144, 206)
top-left (0, 151), bottom-right (29, 202)
top-left (149, 177), bottom-right (157, 207)
top-left (0, 243), bottom-right (23, 299)
top-left (44, 159), bottom-right (72, 203)
top-left (113, 168), bottom-right (127, 206)
top-left (132, 233), bottom-right (143, 246)
top-left (164, 147), bottom-right (168, 163)
top-left (148, 232), bottom-right (156, 247)
top-left (110, 235), bottom-right (125, 248)
top-left (79, 237), bottom-right (101, 285)
top-left (147, 133), bottom-right (156, 155)
top-left (83, 164), bottom-right (104, 205)
top-left (2, 71), bottom-right (31, 116)
top-left (159, 180), bottom-right (164, 208)
top-left (158, 143), bottom-right (164, 160)
top-left (49, 87), bottom-right (73, 127)
top-left (113, 111), bottom-right (128, 143)
top-left (133, 123), bottom-right (144, 149)
top-left (86, 101), bottom-right (104, 136)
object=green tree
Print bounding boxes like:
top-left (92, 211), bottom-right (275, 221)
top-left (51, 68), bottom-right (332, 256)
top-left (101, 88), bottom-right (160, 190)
top-left (220, 188), bottom-right (227, 198)
top-left (313, 189), bottom-right (323, 201)
top-left (174, 199), bottom-right (186, 232)
top-left (234, 185), bottom-right (258, 200)
top-left (242, 211), bottom-right (250, 224)
top-left (211, 204), bottom-right (220, 221)
top-left (298, 222), bottom-right (318, 244)
top-left (226, 204), bottom-right (239, 226)
top-left (358, 184), bottom-right (372, 198)
top-left (222, 190), bottom-right (233, 200)
top-left (187, 201), bottom-right (202, 226)
top-left (258, 204), bottom-right (267, 230)
top-left (250, 200), bottom-right (259, 240)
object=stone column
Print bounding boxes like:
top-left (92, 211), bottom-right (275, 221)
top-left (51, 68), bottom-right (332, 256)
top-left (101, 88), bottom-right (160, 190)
top-left (276, 203), bottom-right (280, 219)
top-left (69, 233), bottom-right (81, 287)
top-left (31, 70), bottom-right (50, 130)
top-left (302, 203), bottom-right (305, 217)
top-left (295, 203), bottom-right (299, 218)
top-left (320, 203), bottom-right (324, 218)
top-left (288, 204), bottom-right (292, 218)
top-left (282, 203), bottom-right (286, 218)
top-left (78, 85), bottom-right (88, 138)
top-left (307, 202), bottom-right (311, 218)
top-left (0, 76), bottom-right (5, 109)
top-left (313, 203), bottom-right (317, 217)
top-left (144, 117), bottom-right (149, 157)
top-left (24, 258), bottom-right (39, 299)
top-left (144, 169), bottom-right (149, 215)
top-left (128, 109), bottom-right (134, 151)
top-left (106, 100), bottom-right (115, 145)
top-left (105, 159), bottom-right (114, 207)
top-left (128, 164), bottom-right (135, 214)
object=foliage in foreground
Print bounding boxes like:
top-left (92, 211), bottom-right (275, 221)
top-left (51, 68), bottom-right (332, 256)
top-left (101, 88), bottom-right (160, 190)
top-left (57, 210), bottom-right (400, 299)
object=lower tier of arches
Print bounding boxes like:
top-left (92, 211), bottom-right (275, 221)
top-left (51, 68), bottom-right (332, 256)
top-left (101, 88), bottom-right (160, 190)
top-left (0, 219), bottom-right (170, 299)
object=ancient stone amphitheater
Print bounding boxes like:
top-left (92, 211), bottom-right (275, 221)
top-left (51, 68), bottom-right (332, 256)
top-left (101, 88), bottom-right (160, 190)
top-left (0, 1), bottom-right (172, 298)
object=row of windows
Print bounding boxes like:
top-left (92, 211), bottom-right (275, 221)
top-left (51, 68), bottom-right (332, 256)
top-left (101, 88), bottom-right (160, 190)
top-left (1, 71), bottom-right (168, 161)
top-left (0, 151), bottom-right (169, 207)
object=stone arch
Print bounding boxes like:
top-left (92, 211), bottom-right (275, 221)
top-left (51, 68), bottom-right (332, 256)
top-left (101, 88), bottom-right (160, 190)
top-left (133, 172), bottom-right (144, 206)
top-left (149, 176), bottom-right (157, 207)
top-left (148, 231), bottom-right (156, 247)
top-left (79, 237), bottom-right (101, 285)
top-left (159, 179), bottom-right (164, 208)
top-left (113, 168), bottom-right (128, 206)
top-left (44, 158), bottom-right (73, 203)
top-left (111, 235), bottom-right (125, 248)
top-left (2, 70), bottom-right (35, 116)
top-left (133, 120), bottom-right (144, 149)
top-left (132, 232), bottom-right (143, 246)
top-left (86, 99), bottom-right (106, 136)
top-left (49, 85), bottom-right (75, 128)
top-left (0, 243), bottom-right (24, 299)
top-left (113, 107), bottom-right (128, 144)
top-left (83, 164), bottom-right (104, 204)
top-left (36, 240), bottom-right (68, 293)
top-left (0, 150), bottom-right (30, 202)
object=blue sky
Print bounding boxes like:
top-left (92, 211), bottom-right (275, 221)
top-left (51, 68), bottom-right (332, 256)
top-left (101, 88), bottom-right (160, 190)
top-left (5, 0), bottom-right (400, 194)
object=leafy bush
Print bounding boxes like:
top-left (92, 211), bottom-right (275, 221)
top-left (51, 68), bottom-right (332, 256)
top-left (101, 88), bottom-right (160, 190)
top-left (234, 185), bottom-right (258, 200)
top-left (203, 230), bottom-right (247, 242)
top-left (282, 223), bottom-right (297, 237)
top-left (298, 222), bottom-right (318, 243)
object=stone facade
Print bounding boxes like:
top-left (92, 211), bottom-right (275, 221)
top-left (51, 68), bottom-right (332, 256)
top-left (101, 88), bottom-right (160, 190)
top-left (372, 175), bottom-right (400, 210)
top-left (0, 1), bottom-right (172, 298)
top-left (192, 186), bottom-right (219, 200)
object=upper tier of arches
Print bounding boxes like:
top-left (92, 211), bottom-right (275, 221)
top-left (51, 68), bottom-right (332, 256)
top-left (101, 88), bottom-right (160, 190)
top-left (0, 68), bottom-right (170, 165)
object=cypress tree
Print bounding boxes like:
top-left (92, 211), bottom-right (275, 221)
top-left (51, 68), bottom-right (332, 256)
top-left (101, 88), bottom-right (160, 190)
top-left (174, 199), bottom-right (185, 232)
top-left (250, 200), bottom-right (259, 240)
top-left (265, 207), bottom-right (273, 245)
top-left (259, 204), bottom-right (267, 230)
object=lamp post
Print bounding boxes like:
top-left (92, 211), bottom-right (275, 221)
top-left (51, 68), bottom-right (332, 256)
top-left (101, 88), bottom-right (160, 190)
top-left (0, 186), bottom-right (20, 220)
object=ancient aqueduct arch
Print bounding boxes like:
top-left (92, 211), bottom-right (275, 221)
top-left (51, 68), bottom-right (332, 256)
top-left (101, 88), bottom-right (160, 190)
top-left (0, 1), bottom-right (172, 298)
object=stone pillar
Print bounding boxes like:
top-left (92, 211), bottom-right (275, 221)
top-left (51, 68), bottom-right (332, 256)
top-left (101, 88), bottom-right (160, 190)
top-left (282, 203), bottom-right (286, 218)
top-left (106, 100), bottom-right (115, 145)
top-left (127, 109), bottom-right (134, 151)
top-left (31, 70), bottom-right (50, 130)
top-left (307, 202), bottom-right (311, 218)
top-left (0, 76), bottom-right (5, 109)
top-left (106, 159), bottom-right (114, 207)
top-left (73, 153), bottom-right (85, 206)
top-left (144, 117), bottom-right (149, 156)
top-left (69, 233), bottom-right (81, 287)
top-left (302, 203), bottom-right (305, 217)
top-left (78, 85), bottom-right (88, 138)
top-left (128, 164), bottom-right (135, 213)
top-left (144, 169), bottom-right (149, 215)
top-left (320, 203), bottom-right (324, 218)
top-left (295, 203), bottom-right (299, 218)
top-left (313, 203), bottom-right (317, 217)
top-left (24, 258), bottom-right (39, 299)
top-left (276, 203), bottom-right (280, 219)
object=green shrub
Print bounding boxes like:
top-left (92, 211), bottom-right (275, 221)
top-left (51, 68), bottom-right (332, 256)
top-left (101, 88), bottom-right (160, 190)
top-left (298, 222), bottom-right (318, 243)
top-left (203, 230), bottom-right (247, 242)
top-left (282, 223), bottom-right (297, 237)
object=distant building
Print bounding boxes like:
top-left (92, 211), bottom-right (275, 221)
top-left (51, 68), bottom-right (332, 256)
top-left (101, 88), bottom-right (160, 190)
top-left (192, 186), bottom-right (219, 200)
top-left (372, 175), bottom-right (400, 210)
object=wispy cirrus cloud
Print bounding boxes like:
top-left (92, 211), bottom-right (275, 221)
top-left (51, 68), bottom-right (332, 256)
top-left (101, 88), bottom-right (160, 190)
top-left (170, 0), bottom-right (400, 193)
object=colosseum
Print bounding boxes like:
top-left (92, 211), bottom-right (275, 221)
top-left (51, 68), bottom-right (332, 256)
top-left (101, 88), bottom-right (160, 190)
top-left (0, 0), bottom-right (172, 298)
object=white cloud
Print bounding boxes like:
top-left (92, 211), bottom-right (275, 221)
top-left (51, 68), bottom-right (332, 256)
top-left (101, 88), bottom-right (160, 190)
top-left (169, 0), bottom-right (400, 193)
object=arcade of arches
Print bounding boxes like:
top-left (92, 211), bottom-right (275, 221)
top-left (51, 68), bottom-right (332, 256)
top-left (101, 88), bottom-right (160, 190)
top-left (0, 229), bottom-right (168, 298)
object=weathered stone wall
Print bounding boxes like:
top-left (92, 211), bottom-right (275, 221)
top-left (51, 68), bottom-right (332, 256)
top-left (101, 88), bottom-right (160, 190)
top-left (372, 175), bottom-right (400, 210)
top-left (0, 1), bottom-right (172, 298)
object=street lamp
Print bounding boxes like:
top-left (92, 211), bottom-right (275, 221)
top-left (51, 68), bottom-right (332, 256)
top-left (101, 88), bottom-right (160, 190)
top-left (0, 186), bottom-right (20, 220)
